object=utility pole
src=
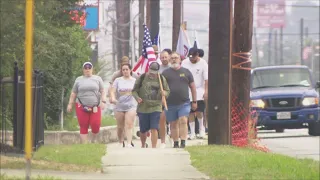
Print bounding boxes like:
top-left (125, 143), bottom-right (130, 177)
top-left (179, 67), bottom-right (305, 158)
top-left (208, 0), bottom-right (233, 145)
top-left (274, 30), bottom-right (278, 65)
top-left (300, 18), bottom-right (304, 65)
top-left (115, 0), bottom-right (130, 66)
top-left (232, 0), bottom-right (254, 143)
top-left (139, 0), bottom-right (145, 54)
top-left (280, 27), bottom-right (283, 65)
top-left (150, 0), bottom-right (160, 39)
top-left (146, 0), bottom-right (151, 28)
top-left (129, 0), bottom-right (135, 65)
top-left (172, 0), bottom-right (182, 51)
top-left (254, 28), bottom-right (260, 67)
top-left (112, 21), bottom-right (117, 70)
top-left (268, 28), bottom-right (272, 65)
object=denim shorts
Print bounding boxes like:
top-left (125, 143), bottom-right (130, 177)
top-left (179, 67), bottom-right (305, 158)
top-left (138, 112), bottom-right (161, 133)
top-left (165, 102), bottom-right (191, 122)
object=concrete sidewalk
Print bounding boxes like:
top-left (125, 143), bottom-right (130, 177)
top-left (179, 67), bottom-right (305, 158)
top-left (101, 138), bottom-right (209, 180)
top-left (1, 137), bottom-right (210, 180)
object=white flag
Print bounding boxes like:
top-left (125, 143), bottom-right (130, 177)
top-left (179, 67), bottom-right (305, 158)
top-left (176, 26), bottom-right (191, 59)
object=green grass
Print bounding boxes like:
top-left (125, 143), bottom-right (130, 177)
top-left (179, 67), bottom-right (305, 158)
top-left (0, 173), bottom-right (61, 180)
top-left (186, 145), bottom-right (320, 180)
top-left (1, 144), bottom-right (106, 172)
top-left (47, 115), bottom-right (116, 131)
top-left (33, 144), bottom-right (106, 168)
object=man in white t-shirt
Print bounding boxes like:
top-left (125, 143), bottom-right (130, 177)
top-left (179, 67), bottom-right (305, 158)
top-left (181, 48), bottom-right (208, 139)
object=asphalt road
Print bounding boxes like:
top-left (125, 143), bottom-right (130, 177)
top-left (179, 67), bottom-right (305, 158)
top-left (258, 129), bottom-right (320, 161)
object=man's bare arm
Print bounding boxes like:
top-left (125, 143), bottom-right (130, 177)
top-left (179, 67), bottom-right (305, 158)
top-left (189, 82), bottom-right (197, 102)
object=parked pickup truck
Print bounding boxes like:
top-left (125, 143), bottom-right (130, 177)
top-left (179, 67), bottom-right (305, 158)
top-left (250, 65), bottom-right (320, 136)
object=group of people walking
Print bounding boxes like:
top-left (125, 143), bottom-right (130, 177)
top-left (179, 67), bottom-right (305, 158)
top-left (67, 46), bottom-right (208, 148)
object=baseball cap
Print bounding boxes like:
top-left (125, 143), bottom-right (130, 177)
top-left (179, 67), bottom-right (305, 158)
top-left (188, 47), bottom-right (199, 58)
top-left (198, 49), bottom-right (204, 58)
top-left (148, 62), bottom-right (160, 74)
top-left (82, 62), bottom-right (93, 68)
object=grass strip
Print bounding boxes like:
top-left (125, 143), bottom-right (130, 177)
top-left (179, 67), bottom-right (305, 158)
top-left (186, 145), bottom-right (319, 180)
top-left (1, 143), bottom-right (106, 172)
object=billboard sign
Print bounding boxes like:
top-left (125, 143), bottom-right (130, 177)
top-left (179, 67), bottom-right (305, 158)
top-left (83, 6), bottom-right (99, 31)
top-left (257, 0), bottom-right (286, 28)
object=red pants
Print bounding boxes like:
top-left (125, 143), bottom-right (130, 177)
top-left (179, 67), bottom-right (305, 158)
top-left (75, 103), bottom-right (101, 134)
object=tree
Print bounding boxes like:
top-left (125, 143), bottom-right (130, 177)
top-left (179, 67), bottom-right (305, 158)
top-left (0, 0), bottom-right (92, 126)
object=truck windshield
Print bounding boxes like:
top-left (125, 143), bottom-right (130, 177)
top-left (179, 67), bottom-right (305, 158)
top-left (252, 68), bottom-right (312, 89)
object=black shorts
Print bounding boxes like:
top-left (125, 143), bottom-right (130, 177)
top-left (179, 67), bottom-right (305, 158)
top-left (190, 100), bottom-right (206, 113)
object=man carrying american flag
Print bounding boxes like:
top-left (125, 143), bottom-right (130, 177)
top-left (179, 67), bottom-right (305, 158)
top-left (133, 24), bottom-right (157, 75)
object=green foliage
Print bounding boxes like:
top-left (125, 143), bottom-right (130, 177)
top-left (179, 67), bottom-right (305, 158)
top-left (0, 0), bottom-right (91, 126)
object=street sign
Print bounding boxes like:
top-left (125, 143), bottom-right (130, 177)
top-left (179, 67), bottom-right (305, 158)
top-left (257, 0), bottom-right (286, 28)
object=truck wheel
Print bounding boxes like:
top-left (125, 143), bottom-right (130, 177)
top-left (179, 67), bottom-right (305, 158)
top-left (275, 128), bottom-right (284, 133)
top-left (308, 122), bottom-right (320, 136)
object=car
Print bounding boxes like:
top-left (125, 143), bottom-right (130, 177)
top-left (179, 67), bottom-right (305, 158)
top-left (250, 65), bottom-right (320, 136)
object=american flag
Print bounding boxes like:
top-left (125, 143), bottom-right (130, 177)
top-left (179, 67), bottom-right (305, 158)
top-left (133, 25), bottom-right (157, 74)
top-left (152, 34), bottom-right (158, 45)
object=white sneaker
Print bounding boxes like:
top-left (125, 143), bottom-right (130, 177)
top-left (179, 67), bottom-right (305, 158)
top-left (126, 144), bottom-right (133, 148)
top-left (188, 134), bottom-right (196, 140)
top-left (160, 143), bottom-right (166, 149)
top-left (198, 131), bottom-right (206, 139)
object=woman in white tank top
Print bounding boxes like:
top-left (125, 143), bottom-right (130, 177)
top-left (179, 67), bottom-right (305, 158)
top-left (110, 64), bottom-right (137, 148)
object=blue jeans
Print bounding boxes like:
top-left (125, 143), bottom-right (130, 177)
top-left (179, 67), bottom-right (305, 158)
top-left (138, 112), bottom-right (161, 133)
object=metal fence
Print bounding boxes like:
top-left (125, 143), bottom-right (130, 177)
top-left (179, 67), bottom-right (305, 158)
top-left (0, 62), bottom-right (44, 154)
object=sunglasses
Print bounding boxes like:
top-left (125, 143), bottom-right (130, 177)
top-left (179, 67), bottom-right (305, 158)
top-left (83, 65), bottom-right (92, 69)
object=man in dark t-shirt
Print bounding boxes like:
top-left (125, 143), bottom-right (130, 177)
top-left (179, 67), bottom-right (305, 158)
top-left (162, 52), bottom-right (197, 148)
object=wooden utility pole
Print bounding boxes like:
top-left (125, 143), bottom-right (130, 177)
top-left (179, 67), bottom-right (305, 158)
top-left (232, 0), bottom-right (254, 142)
top-left (150, 0), bottom-right (160, 39)
top-left (115, 0), bottom-right (130, 66)
top-left (146, 0), bottom-right (151, 28)
top-left (280, 27), bottom-right (283, 65)
top-left (139, 0), bottom-right (145, 54)
top-left (112, 21), bottom-right (117, 71)
top-left (254, 28), bottom-right (260, 67)
top-left (172, 0), bottom-right (182, 51)
top-left (208, 0), bottom-right (233, 145)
